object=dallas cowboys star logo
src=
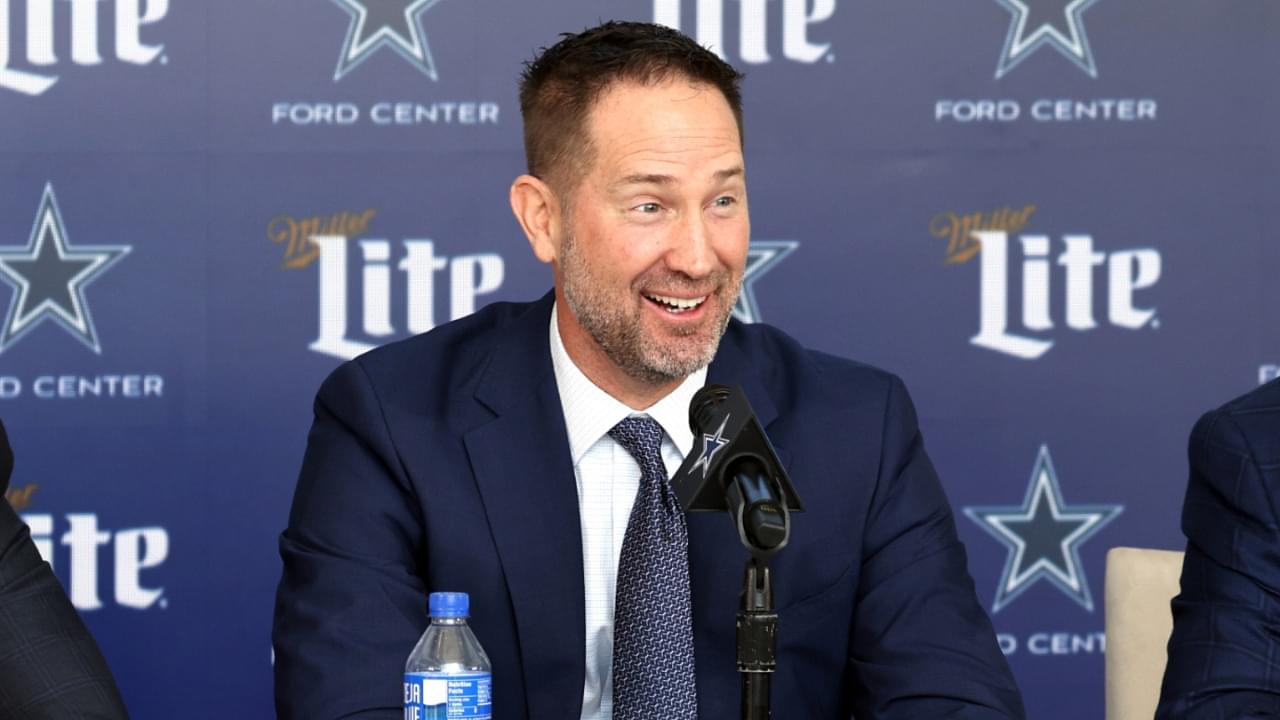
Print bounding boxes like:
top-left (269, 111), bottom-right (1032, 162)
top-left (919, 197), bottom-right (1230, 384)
top-left (964, 445), bottom-right (1122, 612)
top-left (332, 0), bottom-right (445, 82)
top-left (690, 414), bottom-right (731, 480)
top-left (733, 240), bottom-right (798, 324)
top-left (994, 0), bottom-right (1101, 79)
top-left (0, 184), bottom-right (130, 355)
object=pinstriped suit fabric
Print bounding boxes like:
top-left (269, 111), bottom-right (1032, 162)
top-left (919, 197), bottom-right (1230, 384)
top-left (1159, 379), bottom-right (1280, 719)
top-left (0, 419), bottom-right (128, 719)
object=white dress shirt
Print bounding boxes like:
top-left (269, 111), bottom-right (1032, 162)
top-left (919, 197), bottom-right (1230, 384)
top-left (548, 305), bottom-right (707, 720)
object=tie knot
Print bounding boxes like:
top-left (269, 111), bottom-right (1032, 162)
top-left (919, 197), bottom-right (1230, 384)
top-left (608, 416), bottom-right (666, 474)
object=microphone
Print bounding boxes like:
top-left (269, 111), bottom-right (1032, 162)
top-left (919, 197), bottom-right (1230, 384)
top-left (671, 384), bottom-right (803, 555)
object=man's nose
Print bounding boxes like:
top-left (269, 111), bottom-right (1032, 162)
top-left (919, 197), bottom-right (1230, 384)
top-left (665, 214), bottom-right (716, 279)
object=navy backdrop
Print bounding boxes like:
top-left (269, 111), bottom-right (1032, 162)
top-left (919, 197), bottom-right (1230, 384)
top-left (2, 0), bottom-right (1275, 717)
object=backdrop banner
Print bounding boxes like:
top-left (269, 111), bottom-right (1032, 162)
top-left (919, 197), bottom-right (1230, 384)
top-left (2, 1), bottom-right (1274, 717)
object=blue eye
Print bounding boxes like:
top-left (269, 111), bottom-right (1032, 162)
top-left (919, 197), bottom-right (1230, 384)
top-left (713, 196), bottom-right (736, 208)
top-left (635, 203), bottom-right (661, 214)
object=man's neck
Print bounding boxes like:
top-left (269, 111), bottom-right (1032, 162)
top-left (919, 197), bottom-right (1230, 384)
top-left (554, 301), bottom-right (684, 411)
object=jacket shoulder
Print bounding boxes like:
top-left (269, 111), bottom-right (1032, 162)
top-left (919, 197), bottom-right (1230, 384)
top-left (1218, 377), bottom-right (1280, 415)
top-left (727, 322), bottom-right (906, 418)
top-left (315, 298), bottom-right (544, 414)
top-left (1192, 378), bottom-right (1280, 468)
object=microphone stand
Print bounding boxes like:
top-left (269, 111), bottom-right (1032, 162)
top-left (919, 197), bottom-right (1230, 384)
top-left (726, 465), bottom-right (790, 720)
top-left (738, 555), bottom-right (776, 720)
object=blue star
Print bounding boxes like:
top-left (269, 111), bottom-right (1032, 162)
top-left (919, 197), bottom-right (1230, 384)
top-left (994, 0), bottom-right (1101, 79)
top-left (0, 184), bottom-right (130, 355)
top-left (733, 240), bottom-right (798, 324)
top-left (332, 0), bottom-right (445, 82)
top-left (964, 445), bottom-right (1122, 612)
top-left (690, 414), bottom-right (731, 480)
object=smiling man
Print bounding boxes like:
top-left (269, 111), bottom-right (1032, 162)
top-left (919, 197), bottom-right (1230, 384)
top-left (511, 56), bottom-right (748, 410)
top-left (273, 21), bottom-right (1025, 720)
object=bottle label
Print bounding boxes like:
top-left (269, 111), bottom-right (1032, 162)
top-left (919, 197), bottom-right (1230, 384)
top-left (403, 671), bottom-right (492, 720)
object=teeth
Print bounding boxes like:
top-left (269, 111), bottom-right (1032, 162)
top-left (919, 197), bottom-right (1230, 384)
top-left (645, 293), bottom-right (707, 312)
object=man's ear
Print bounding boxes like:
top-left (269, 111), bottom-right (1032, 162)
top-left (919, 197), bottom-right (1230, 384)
top-left (510, 174), bottom-right (562, 264)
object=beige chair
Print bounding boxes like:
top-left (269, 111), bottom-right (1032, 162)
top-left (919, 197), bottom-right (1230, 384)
top-left (1104, 547), bottom-right (1185, 720)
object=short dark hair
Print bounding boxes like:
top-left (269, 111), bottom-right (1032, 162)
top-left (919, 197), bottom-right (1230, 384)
top-left (519, 21), bottom-right (745, 194)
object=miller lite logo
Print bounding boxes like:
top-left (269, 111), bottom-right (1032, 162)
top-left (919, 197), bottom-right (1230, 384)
top-left (968, 231), bottom-right (1161, 360)
top-left (0, 0), bottom-right (168, 96)
top-left (654, 0), bottom-right (837, 65)
top-left (932, 206), bottom-right (1162, 359)
top-left (23, 512), bottom-right (170, 611)
top-left (268, 212), bottom-right (506, 361)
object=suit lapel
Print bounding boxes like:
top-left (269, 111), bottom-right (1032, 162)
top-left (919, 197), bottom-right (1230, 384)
top-left (463, 294), bottom-right (586, 718)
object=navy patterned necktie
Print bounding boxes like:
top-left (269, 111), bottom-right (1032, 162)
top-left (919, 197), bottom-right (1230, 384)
top-left (608, 416), bottom-right (698, 719)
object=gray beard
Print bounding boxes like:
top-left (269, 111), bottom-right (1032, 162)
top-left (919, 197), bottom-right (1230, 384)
top-left (559, 231), bottom-right (738, 386)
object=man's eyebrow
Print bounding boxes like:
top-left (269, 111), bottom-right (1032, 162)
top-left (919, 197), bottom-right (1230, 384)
top-left (610, 166), bottom-right (745, 191)
top-left (713, 166), bottom-right (745, 182)
top-left (611, 173), bottom-right (676, 190)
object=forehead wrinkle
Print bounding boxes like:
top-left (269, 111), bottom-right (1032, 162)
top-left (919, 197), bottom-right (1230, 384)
top-left (584, 81), bottom-right (742, 172)
top-left (585, 81), bottom-right (744, 193)
top-left (608, 141), bottom-right (743, 175)
top-left (606, 155), bottom-right (746, 197)
top-left (609, 128), bottom-right (741, 156)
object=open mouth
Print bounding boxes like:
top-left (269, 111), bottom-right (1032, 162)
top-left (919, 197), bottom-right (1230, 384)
top-left (643, 292), bottom-right (708, 314)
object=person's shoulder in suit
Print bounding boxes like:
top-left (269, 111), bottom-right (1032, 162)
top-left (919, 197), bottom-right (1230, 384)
top-left (0, 418), bottom-right (130, 719)
top-left (1157, 378), bottom-right (1280, 719)
top-left (315, 297), bottom-right (547, 418)
top-left (1177, 378), bottom-right (1280, 579)
top-left (1190, 377), bottom-right (1280, 462)
top-left (722, 317), bottom-right (910, 420)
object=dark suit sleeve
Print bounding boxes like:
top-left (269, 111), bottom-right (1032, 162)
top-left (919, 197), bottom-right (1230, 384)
top-left (1157, 408), bottom-right (1280, 719)
top-left (847, 377), bottom-right (1026, 718)
top-left (272, 361), bottom-right (429, 719)
top-left (0, 422), bottom-right (129, 720)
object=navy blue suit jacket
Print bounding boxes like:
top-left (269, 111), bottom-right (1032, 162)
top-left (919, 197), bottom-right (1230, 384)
top-left (1159, 379), bottom-right (1280, 718)
top-left (0, 419), bottom-right (128, 719)
top-left (273, 293), bottom-right (1024, 719)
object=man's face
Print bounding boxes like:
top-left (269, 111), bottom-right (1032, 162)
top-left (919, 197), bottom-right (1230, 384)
top-left (554, 77), bottom-right (749, 387)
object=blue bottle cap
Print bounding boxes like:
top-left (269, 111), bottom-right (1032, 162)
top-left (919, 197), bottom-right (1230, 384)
top-left (429, 592), bottom-right (470, 618)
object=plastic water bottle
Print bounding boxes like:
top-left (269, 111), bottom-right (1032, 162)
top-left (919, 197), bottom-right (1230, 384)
top-left (404, 592), bottom-right (492, 720)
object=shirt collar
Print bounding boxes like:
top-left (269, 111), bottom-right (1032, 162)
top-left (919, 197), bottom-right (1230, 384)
top-left (549, 302), bottom-right (705, 465)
